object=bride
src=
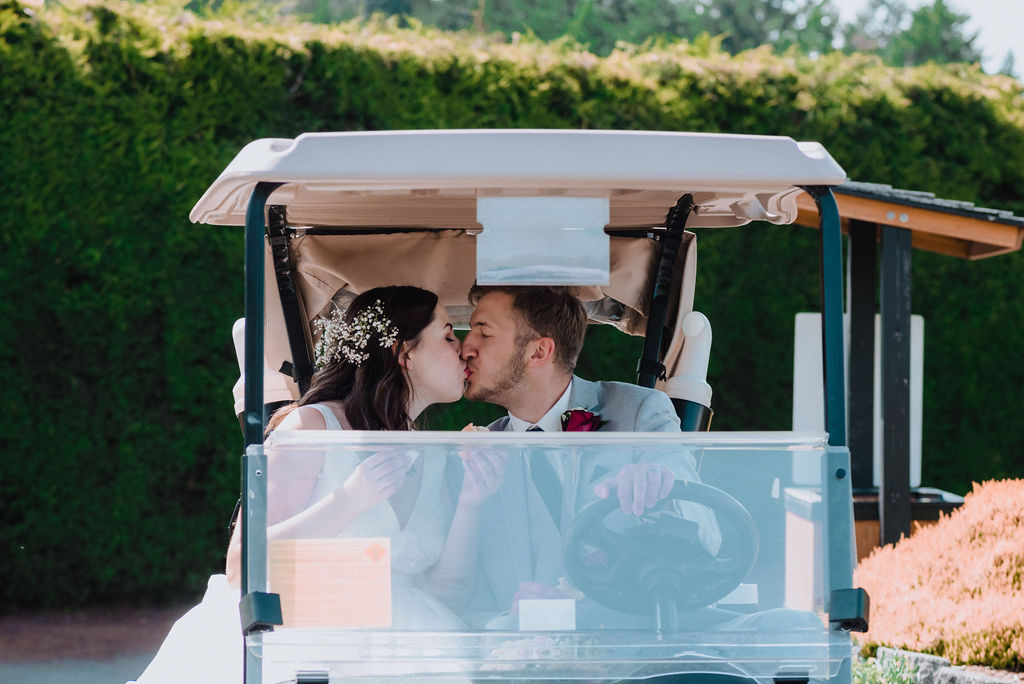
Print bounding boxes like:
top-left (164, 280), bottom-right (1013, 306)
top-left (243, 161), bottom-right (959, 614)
top-left (134, 285), bottom-right (506, 684)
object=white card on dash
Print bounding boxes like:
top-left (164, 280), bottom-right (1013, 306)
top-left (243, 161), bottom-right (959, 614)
top-left (518, 598), bottom-right (576, 631)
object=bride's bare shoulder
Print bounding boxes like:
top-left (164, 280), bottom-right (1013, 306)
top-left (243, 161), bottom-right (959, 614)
top-left (276, 405), bottom-right (330, 430)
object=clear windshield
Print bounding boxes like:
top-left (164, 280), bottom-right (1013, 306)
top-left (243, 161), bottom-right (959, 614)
top-left (247, 431), bottom-right (854, 682)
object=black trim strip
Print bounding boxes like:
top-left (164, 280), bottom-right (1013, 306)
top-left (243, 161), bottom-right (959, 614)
top-left (267, 206), bottom-right (315, 395)
top-left (637, 194), bottom-right (694, 389)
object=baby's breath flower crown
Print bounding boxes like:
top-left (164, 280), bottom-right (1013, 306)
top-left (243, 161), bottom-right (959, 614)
top-left (314, 300), bottom-right (400, 369)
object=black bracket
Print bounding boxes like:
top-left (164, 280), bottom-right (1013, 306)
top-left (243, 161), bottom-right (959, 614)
top-left (829, 587), bottom-right (870, 632)
top-left (636, 357), bottom-right (667, 381)
top-left (637, 194), bottom-right (695, 389)
top-left (267, 205), bottom-right (315, 395)
top-left (239, 591), bottom-right (283, 635)
top-left (774, 667), bottom-right (810, 684)
top-left (296, 672), bottom-right (330, 684)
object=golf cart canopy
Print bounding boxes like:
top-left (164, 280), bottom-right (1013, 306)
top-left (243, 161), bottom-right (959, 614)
top-left (192, 130), bottom-right (848, 408)
top-left (190, 129), bottom-right (845, 230)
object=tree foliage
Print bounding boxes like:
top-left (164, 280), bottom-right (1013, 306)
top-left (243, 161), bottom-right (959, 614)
top-left (844, 0), bottom-right (981, 67)
top-left (888, 0), bottom-right (980, 66)
top-left (271, 0), bottom-right (992, 69)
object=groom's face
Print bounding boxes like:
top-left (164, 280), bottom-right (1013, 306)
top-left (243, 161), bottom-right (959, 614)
top-left (462, 292), bottom-right (531, 405)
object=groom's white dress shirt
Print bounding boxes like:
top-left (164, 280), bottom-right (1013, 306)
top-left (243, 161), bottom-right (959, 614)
top-left (506, 379), bottom-right (573, 433)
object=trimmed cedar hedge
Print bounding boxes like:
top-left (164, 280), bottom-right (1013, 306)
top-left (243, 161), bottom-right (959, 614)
top-left (1, 0), bottom-right (1022, 609)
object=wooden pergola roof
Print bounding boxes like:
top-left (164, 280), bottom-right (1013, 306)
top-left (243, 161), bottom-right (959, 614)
top-left (795, 181), bottom-right (1024, 259)
top-left (792, 181), bottom-right (1022, 549)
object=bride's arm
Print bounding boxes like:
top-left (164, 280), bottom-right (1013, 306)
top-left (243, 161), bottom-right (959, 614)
top-left (227, 406), bottom-right (409, 584)
top-left (226, 448), bottom-right (411, 585)
top-left (225, 407), bottom-right (323, 587)
top-left (267, 450), bottom-right (411, 537)
top-left (267, 405), bottom-right (331, 525)
top-left (422, 452), bottom-right (507, 611)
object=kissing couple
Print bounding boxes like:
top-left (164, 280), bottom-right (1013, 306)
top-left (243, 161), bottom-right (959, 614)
top-left (134, 284), bottom-right (718, 684)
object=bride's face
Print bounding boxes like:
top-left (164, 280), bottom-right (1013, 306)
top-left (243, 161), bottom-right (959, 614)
top-left (404, 305), bottom-right (465, 407)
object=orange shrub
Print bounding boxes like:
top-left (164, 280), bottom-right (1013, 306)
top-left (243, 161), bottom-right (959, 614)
top-left (854, 479), bottom-right (1024, 670)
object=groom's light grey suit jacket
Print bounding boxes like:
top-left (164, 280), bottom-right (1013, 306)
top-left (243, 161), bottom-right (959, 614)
top-left (461, 376), bottom-right (716, 628)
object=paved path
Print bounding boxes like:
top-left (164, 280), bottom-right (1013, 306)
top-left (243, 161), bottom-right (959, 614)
top-left (0, 653), bottom-right (155, 684)
top-left (0, 604), bottom-right (187, 684)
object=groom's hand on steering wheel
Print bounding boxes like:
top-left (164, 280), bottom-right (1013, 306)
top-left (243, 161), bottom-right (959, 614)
top-left (593, 463), bottom-right (675, 515)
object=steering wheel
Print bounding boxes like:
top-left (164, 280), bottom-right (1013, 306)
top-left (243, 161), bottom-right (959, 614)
top-left (563, 480), bottom-right (758, 617)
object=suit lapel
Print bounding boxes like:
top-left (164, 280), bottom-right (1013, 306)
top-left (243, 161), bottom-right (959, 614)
top-left (567, 375), bottom-right (601, 418)
top-left (489, 416), bottom-right (511, 432)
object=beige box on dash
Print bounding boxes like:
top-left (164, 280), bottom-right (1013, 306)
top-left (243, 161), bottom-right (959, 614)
top-left (270, 538), bottom-right (392, 628)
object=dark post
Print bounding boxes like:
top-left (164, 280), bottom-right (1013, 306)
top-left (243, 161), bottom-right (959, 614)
top-left (879, 225), bottom-right (912, 545)
top-left (846, 221), bottom-right (877, 491)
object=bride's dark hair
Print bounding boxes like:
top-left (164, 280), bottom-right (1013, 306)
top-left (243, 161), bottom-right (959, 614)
top-left (269, 285), bottom-right (439, 431)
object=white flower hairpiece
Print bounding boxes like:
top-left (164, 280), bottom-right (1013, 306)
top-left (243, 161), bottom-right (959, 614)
top-left (314, 300), bottom-right (399, 369)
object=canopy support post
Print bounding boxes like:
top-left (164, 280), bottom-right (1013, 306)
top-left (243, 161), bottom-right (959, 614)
top-left (242, 182), bottom-right (284, 684)
top-left (243, 182), bottom-right (282, 451)
top-left (802, 186), bottom-right (847, 447)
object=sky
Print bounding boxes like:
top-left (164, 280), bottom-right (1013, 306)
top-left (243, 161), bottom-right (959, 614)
top-left (831, 0), bottom-right (1022, 76)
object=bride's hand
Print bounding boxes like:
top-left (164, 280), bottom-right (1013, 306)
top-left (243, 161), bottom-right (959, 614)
top-left (458, 451), bottom-right (508, 508)
top-left (341, 451), bottom-right (413, 515)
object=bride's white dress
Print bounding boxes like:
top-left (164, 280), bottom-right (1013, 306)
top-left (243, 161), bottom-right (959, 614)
top-left (133, 404), bottom-right (464, 684)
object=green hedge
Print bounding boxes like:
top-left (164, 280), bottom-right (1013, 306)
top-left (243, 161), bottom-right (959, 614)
top-left (1, 0), bottom-right (1022, 609)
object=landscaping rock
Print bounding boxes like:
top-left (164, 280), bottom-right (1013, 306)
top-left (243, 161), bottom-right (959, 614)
top-left (934, 668), bottom-right (1021, 684)
top-left (878, 646), bottom-right (950, 683)
top-left (876, 647), bottom-right (1018, 684)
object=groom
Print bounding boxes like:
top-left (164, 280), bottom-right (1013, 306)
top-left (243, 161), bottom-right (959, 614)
top-left (458, 285), bottom-right (718, 628)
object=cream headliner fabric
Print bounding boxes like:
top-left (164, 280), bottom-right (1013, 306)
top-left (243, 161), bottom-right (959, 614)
top-left (262, 230), bottom-right (697, 400)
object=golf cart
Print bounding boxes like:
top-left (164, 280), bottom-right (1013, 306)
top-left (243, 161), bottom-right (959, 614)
top-left (191, 130), bottom-right (869, 683)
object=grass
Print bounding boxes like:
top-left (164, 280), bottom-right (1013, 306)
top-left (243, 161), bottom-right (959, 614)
top-left (853, 653), bottom-right (918, 684)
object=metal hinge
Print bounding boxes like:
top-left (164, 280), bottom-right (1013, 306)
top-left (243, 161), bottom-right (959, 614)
top-left (239, 591), bottom-right (283, 635)
top-left (830, 587), bottom-right (870, 632)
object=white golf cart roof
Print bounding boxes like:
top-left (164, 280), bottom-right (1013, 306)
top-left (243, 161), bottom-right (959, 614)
top-left (190, 129), bottom-right (846, 229)
top-left (193, 129), bottom-right (849, 407)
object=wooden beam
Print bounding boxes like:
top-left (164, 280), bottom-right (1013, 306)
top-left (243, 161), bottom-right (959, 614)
top-left (908, 231), bottom-right (971, 259)
top-left (795, 192), bottom-right (1023, 260)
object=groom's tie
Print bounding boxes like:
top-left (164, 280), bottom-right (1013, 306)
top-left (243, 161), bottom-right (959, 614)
top-left (527, 426), bottom-right (563, 530)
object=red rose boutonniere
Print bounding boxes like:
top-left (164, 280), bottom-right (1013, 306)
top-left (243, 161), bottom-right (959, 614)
top-left (561, 407), bottom-right (608, 432)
